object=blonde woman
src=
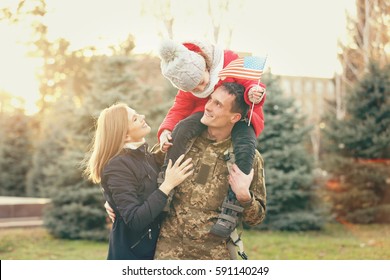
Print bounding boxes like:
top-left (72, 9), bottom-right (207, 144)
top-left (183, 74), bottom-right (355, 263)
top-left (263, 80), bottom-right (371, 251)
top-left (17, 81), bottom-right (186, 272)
top-left (85, 103), bottom-right (193, 260)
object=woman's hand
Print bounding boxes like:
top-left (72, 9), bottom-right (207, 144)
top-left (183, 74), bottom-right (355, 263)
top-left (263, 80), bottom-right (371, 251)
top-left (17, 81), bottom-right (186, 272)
top-left (159, 154), bottom-right (193, 195)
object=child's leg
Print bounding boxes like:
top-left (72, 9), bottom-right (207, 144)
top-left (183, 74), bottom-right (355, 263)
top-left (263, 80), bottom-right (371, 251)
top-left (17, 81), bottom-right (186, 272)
top-left (231, 120), bottom-right (257, 175)
top-left (227, 120), bottom-right (256, 203)
top-left (159, 112), bottom-right (206, 212)
top-left (210, 121), bottom-right (257, 238)
top-left (161, 111), bottom-right (206, 174)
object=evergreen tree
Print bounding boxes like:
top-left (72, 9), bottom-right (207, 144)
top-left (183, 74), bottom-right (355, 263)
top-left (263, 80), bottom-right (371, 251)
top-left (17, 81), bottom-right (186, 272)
top-left (33, 90), bottom-right (104, 239)
top-left (0, 0), bottom-right (199, 238)
top-left (25, 44), bottom-right (94, 197)
top-left (44, 53), bottom-right (164, 240)
top-left (0, 110), bottom-right (32, 196)
top-left (256, 73), bottom-right (326, 231)
top-left (322, 62), bottom-right (390, 223)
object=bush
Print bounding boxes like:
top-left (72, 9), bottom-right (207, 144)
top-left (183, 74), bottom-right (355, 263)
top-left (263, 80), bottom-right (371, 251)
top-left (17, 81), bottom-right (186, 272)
top-left (44, 186), bottom-right (108, 241)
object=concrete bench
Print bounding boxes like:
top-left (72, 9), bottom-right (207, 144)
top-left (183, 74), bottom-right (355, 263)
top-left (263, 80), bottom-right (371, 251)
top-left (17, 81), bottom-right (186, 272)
top-left (0, 196), bottom-right (51, 228)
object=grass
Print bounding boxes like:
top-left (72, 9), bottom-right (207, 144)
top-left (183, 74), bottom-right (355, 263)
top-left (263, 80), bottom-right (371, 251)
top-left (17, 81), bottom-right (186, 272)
top-left (0, 227), bottom-right (107, 260)
top-left (243, 223), bottom-right (390, 260)
top-left (1, 223), bottom-right (389, 260)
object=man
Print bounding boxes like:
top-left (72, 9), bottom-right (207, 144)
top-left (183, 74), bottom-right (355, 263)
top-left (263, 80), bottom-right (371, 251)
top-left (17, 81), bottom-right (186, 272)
top-left (155, 82), bottom-right (266, 260)
top-left (106, 82), bottom-right (266, 259)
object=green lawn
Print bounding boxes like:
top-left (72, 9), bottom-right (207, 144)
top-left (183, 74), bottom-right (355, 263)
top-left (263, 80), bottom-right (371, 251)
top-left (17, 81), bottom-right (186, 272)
top-left (243, 223), bottom-right (390, 259)
top-left (1, 223), bottom-right (389, 260)
top-left (0, 227), bottom-right (107, 260)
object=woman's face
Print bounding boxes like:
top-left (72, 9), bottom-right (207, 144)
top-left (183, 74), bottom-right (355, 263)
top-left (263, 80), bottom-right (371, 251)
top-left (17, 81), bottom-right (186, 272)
top-left (125, 108), bottom-right (151, 143)
top-left (192, 70), bottom-right (210, 93)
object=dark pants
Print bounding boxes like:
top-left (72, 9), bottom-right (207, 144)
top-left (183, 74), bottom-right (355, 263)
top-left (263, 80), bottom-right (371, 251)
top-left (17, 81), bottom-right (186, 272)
top-left (163, 112), bottom-right (207, 169)
top-left (162, 112), bottom-right (257, 190)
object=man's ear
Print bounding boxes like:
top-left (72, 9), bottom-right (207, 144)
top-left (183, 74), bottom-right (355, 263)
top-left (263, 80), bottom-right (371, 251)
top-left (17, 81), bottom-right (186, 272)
top-left (231, 113), bottom-right (242, 124)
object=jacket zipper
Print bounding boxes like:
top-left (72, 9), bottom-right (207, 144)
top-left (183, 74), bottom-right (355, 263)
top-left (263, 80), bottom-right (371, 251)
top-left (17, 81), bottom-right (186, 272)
top-left (130, 228), bottom-right (152, 249)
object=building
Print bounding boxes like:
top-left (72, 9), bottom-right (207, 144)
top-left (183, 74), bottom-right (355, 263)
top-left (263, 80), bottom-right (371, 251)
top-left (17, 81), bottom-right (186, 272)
top-left (278, 75), bottom-right (336, 120)
top-left (277, 75), bottom-right (340, 163)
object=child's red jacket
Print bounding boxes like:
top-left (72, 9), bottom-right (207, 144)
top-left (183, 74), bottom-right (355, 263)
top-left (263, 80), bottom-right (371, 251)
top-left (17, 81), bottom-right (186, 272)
top-left (158, 49), bottom-right (266, 139)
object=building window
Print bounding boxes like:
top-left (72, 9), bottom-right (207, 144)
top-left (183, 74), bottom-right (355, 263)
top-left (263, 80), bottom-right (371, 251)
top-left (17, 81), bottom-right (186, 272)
top-left (304, 81), bottom-right (313, 93)
top-left (327, 81), bottom-right (335, 95)
top-left (294, 80), bottom-right (302, 94)
top-left (282, 80), bottom-right (292, 96)
top-left (315, 81), bottom-right (324, 94)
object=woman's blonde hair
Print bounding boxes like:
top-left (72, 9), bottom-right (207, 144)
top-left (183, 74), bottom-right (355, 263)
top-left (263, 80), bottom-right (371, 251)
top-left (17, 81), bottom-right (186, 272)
top-left (85, 103), bottom-right (129, 184)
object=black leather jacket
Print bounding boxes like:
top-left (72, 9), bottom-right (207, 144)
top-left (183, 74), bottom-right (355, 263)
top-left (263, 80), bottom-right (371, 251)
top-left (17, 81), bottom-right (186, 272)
top-left (101, 144), bottom-right (167, 260)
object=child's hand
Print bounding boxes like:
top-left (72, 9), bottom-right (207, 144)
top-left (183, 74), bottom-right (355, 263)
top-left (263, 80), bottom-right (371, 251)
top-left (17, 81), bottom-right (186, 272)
top-left (248, 86), bottom-right (266, 104)
top-left (159, 130), bottom-right (173, 152)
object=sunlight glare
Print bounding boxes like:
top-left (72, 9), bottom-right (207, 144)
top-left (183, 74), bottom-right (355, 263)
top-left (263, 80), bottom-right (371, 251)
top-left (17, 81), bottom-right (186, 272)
top-left (0, 0), bottom-right (356, 115)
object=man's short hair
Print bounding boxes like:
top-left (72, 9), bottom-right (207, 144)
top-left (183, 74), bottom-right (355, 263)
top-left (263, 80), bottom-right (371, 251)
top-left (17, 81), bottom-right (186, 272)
top-left (219, 82), bottom-right (248, 118)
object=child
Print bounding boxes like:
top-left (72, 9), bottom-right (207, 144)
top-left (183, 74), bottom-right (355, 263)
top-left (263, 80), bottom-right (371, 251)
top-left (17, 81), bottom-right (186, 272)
top-left (84, 103), bottom-right (193, 259)
top-left (157, 39), bottom-right (266, 238)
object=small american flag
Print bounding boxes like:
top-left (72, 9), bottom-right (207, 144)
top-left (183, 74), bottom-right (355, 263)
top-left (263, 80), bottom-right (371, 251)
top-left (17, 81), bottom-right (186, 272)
top-left (218, 56), bottom-right (267, 81)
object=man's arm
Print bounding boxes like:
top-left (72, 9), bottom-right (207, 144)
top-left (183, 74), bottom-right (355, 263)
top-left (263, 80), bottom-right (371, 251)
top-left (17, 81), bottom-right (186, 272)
top-left (229, 151), bottom-right (266, 226)
top-left (228, 164), bottom-right (253, 202)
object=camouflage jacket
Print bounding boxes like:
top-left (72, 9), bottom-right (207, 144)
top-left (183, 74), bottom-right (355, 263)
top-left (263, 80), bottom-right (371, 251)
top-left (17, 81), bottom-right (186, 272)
top-left (154, 134), bottom-right (267, 260)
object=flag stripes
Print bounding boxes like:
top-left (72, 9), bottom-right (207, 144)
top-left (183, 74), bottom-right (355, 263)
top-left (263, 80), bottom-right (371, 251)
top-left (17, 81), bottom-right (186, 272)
top-left (218, 56), bottom-right (266, 81)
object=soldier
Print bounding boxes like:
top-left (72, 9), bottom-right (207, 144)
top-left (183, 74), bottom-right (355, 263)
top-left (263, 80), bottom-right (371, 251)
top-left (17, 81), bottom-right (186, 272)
top-left (154, 82), bottom-right (266, 260)
top-left (105, 82), bottom-right (266, 260)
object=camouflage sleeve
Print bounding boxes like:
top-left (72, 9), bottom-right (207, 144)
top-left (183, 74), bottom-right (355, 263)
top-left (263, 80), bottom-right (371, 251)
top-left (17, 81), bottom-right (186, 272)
top-left (240, 150), bottom-right (266, 226)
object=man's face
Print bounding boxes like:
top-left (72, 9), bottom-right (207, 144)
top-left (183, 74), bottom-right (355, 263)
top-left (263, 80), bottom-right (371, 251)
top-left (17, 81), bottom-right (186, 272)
top-left (200, 86), bottom-right (240, 129)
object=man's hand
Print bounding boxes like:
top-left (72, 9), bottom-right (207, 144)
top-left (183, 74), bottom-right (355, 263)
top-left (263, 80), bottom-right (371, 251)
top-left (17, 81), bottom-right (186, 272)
top-left (104, 201), bottom-right (116, 223)
top-left (228, 164), bottom-right (253, 203)
top-left (248, 86), bottom-right (266, 104)
top-left (159, 130), bottom-right (173, 153)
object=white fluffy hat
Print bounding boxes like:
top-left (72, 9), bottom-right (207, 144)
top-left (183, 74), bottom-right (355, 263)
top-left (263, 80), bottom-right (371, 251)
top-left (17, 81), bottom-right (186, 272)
top-left (158, 39), bottom-right (206, 92)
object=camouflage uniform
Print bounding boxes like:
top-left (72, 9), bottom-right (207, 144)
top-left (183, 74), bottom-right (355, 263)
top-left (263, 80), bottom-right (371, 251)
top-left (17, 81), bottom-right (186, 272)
top-left (154, 134), bottom-right (267, 260)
